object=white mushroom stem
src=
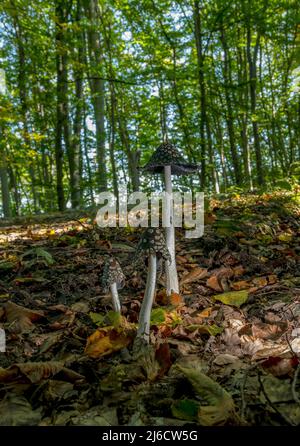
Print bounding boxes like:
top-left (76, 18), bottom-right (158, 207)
top-left (110, 282), bottom-right (121, 313)
top-left (164, 165), bottom-right (179, 295)
top-left (136, 253), bottom-right (157, 343)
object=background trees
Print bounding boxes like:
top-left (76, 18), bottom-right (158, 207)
top-left (0, 0), bottom-right (299, 216)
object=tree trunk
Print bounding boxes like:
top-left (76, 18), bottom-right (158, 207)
top-left (54, 0), bottom-right (69, 211)
top-left (0, 126), bottom-right (11, 218)
top-left (83, 0), bottom-right (107, 192)
top-left (220, 25), bottom-right (242, 185)
top-left (70, 0), bottom-right (84, 208)
top-left (246, 25), bottom-right (264, 185)
top-left (193, 0), bottom-right (207, 188)
top-left (12, 5), bottom-right (38, 211)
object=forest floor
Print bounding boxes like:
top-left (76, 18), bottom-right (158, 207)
top-left (0, 190), bottom-right (300, 426)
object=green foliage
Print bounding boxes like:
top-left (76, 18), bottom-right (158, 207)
top-left (0, 0), bottom-right (299, 215)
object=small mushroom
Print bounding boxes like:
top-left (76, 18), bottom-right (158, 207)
top-left (101, 257), bottom-right (125, 313)
top-left (142, 141), bottom-right (199, 295)
top-left (134, 227), bottom-right (171, 343)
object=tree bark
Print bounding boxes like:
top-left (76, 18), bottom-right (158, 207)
top-left (193, 0), bottom-right (207, 188)
top-left (0, 125), bottom-right (11, 218)
top-left (83, 0), bottom-right (107, 192)
top-left (246, 21), bottom-right (264, 185)
top-left (220, 25), bottom-right (242, 186)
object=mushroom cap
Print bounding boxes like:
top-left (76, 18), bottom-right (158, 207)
top-left (101, 257), bottom-right (125, 291)
top-left (142, 142), bottom-right (199, 175)
top-left (134, 227), bottom-right (171, 263)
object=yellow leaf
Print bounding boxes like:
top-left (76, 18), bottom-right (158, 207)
top-left (212, 290), bottom-right (248, 307)
top-left (85, 323), bottom-right (135, 359)
top-left (278, 233), bottom-right (293, 242)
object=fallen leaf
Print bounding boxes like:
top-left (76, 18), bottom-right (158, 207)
top-left (85, 323), bottom-right (135, 358)
top-left (278, 232), bottom-right (293, 242)
top-left (155, 343), bottom-right (172, 377)
top-left (231, 280), bottom-right (250, 290)
top-left (185, 324), bottom-right (223, 336)
top-left (175, 363), bottom-right (236, 425)
top-left (212, 290), bottom-right (249, 307)
top-left (213, 354), bottom-right (240, 366)
top-left (180, 267), bottom-right (208, 285)
top-left (198, 307), bottom-right (213, 318)
top-left (206, 275), bottom-right (223, 292)
top-left (0, 395), bottom-right (42, 426)
top-left (169, 292), bottom-right (184, 306)
top-left (3, 302), bottom-right (45, 333)
top-left (171, 399), bottom-right (199, 421)
top-left (262, 357), bottom-right (298, 377)
top-left (0, 361), bottom-right (83, 384)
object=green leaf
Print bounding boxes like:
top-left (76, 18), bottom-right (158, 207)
top-left (150, 308), bottom-right (166, 325)
top-left (171, 399), bottom-right (199, 421)
top-left (89, 312), bottom-right (105, 326)
top-left (0, 261), bottom-right (15, 270)
top-left (35, 247), bottom-right (54, 265)
top-left (185, 324), bottom-right (223, 336)
top-left (212, 290), bottom-right (248, 307)
top-left (175, 363), bottom-right (235, 425)
top-left (89, 311), bottom-right (122, 328)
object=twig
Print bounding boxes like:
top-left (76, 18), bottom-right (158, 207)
top-left (258, 372), bottom-right (295, 426)
top-left (292, 363), bottom-right (300, 405)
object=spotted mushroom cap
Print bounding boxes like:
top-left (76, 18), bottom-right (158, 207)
top-left (134, 227), bottom-right (171, 264)
top-left (142, 142), bottom-right (199, 175)
top-left (101, 257), bottom-right (125, 292)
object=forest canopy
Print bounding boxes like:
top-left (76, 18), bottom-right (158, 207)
top-left (0, 0), bottom-right (299, 217)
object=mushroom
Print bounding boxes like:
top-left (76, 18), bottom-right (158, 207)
top-left (101, 257), bottom-right (125, 313)
top-left (134, 227), bottom-right (171, 343)
top-left (142, 141), bottom-right (199, 295)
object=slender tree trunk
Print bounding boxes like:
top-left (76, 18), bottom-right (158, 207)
top-left (107, 92), bottom-right (119, 199)
top-left (117, 98), bottom-right (140, 192)
top-left (246, 24), bottom-right (264, 185)
top-left (220, 25), bottom-right (242, 185)
top-left (54, 0), bottom-right (69, 211)
top-left (0, 126), bottom-right (11, 218)
top-left (12, 6), bottom-right (38, 211)
top-left (193, 0), bottom-right (207, 188)
top-left (83, 106), bottom-right (95, 205)
top-left (237, 39), bottom-right (253, 190)
top-left (8, 166), bottom-right (20, 215)
top-left (83, 0), bottom-right (107, 192)
top-left (70, 0), bottom-right (84, 208)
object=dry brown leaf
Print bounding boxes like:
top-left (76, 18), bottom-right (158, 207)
top-left (206, 276), bottom-right (223, 292)
top-left (180, 267), bottom-right (208, 285)
top-left (170, 292), bottom-right (184, 306)
top-left (231, 280), bottom-right (250, 291)
top-left (261, 357), bottom-right (298, 377)
top-left (252, 276), bottom-right (268, 287)
top-left (0, 361), bottom-right (70, 383)
top-left (232, 265), bottom-right (245, 276)
top-left (251, 321), bottom-right (288, 340)
top-left (198, 307), bottom-right (213, 318)
top-left (4, 302), bottom-right (45, 334)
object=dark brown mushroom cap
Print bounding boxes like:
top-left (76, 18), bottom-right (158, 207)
top-left (134, 227), bottom-right (171, 264)
top-left (142, 142), bottom-right (199, 175)
top-left (101, 257), bottom-right (125, 291)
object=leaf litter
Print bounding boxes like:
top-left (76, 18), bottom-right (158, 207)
top-left (0, 191), bottom-right (299, 425)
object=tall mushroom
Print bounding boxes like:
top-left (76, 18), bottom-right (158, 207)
top-left (142, 141), bottom-right (199, 295)
top-left (134, 227), bottom-right (170, 343)
top-left (101, 257), bottom-right (125, 313)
